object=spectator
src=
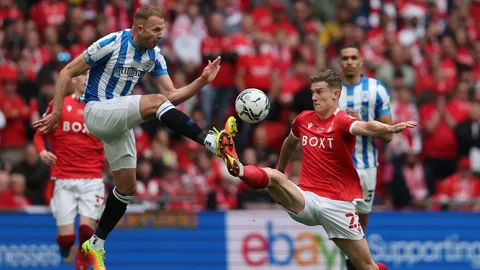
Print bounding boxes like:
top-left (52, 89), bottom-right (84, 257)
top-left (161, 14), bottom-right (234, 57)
top-left (456, 100), bottom-right (480, 176)
top-left (420, 90), bottom-right (461, 195)
top-left (0, 171), bottom-right (12, 209)
top-left (11, 144), bottom-right (50, 205)
top-left (0, 67), bottom-right (30, 168)
top-left (375, 44), bottom-right (416, 90)
top-left (7, 173), bottom-right (31, 209)
top-left (433, 157), bottom-right (480, 211)
top-left (171, 3), bottom-right (207, 71)
top-left (387, 144), bottom-right (427, 210)
top-left (29, 0), bottom-right (68, 33)
top-left (200, 12), bottom-right (237, 128)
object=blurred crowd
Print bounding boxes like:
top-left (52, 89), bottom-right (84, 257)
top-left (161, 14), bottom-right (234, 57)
top-left (0, 0), bottom-right (479, 212)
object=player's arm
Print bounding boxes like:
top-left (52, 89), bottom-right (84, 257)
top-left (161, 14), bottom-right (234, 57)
top-left (33, 130), bottom-right (57, 166)
top-left (32, 55), bottom-right (90, 133)
top-left (276, 133), bottom-right (299, 173)
top-left (375, 82), bottom-right (393, 142)
top-left (377, 114), bottom-right (393, 142)
top-left (153, 72), bottom-right (207, 106)
top-left (351, 120), bottom-right (417, 137)
top-left (52, 56), bottom-right (90, 117)
top-left (152, 56), bottom-right (221, 106)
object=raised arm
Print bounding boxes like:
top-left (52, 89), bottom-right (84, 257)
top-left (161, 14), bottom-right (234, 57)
top-left (32, 56), bottom-right (90, 133)
top-left (351, 120), bottom-right (417, 137)
top-left (276, 133), bottom-right (300, 173)
top-left (152, 56), bottom-right (221, 106)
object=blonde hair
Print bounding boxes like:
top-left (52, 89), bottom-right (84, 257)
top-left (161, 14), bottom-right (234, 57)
top-left (133, 5), bottom-right (165, 26)
top-left (310, 69), bottom-right (343, 90)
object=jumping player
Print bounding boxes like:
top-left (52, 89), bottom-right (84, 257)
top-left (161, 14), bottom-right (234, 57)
top-left (218, 70), bottom-right (416, 270)
top-left (33, 5), bottom-right (236, 270)
top-left (33, 73), bottom-right (104, 270)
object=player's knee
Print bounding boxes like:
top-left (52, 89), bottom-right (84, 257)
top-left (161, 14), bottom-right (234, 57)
top-left (116, 182), bottom-right (137, 196)
top-left (150, 94), bottom-right (168, 106)
top-left (263, 168), bottom-right (289, 188)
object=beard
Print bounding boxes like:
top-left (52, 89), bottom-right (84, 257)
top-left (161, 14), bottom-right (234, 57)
top-left (344, 72), bottom-right (356, 79)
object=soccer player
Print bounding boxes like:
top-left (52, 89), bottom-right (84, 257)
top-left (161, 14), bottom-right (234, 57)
top-left (33, 73), bottom-right (104, 270)
top-left (219, 70), bottom-right (416, 270)
top-left (32, 5), bottom-right (236, 270)
top-left (337, 45), bottom-right (392, 232)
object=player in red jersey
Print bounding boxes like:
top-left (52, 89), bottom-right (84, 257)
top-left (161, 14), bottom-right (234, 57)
top-left (33, 73), bottom-right (104, 270)
top-left (218, 70), bottom-right (416, 270)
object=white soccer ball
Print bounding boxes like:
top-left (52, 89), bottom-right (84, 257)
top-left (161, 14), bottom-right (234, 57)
top-left (235, 88), bottom-right (270, 124)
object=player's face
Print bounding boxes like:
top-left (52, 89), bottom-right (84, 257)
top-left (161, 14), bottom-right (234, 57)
top-left (139, 16), bottom-right (166, 49)
top-left (311, 81), bottom-right (340, 114)
top-left (339, 48), bottom-right (363, 77)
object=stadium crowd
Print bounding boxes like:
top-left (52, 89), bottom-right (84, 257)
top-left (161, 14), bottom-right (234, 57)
top-left (0, 0), bottom-right (479, 212)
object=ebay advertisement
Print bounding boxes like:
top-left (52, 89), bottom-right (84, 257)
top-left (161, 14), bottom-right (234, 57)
top-left (226, 210), bottom-right (344, 270)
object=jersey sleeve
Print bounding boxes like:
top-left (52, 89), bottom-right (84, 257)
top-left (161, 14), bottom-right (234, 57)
top-left (150, 47), bottom-right (168, 77)
top-left (33, 130), bottom-right (47, 153)
top-left (375, 81), bottom-right (391, 118)
top-left (291, 112), bottom-right (307, 139)
top-left (338, 113), bottom-right (359, 137)
top-left (83, 32), bottom-right (119, 68)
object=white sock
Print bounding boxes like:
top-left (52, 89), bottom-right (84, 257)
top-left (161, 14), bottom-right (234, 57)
top-left (238, 163), bottom-right (244, 177)
top-left (155, 101), bottom-right (175, 120)
top-left (204, 134), bottom-right (217, 153)
top-left (89, 235), bottom-right (105, 250)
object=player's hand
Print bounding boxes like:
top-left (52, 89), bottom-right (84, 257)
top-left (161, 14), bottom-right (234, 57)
top-left (389, 121), bottom-right (418, 133)
top-left (39, 150), bottom-right (57, 165)
top-left (32, 112), bottom-right (60, 134)
top-left (200, 56), bottom-right (221, 83)
top-left (346, 108), bottom-right (360, 119)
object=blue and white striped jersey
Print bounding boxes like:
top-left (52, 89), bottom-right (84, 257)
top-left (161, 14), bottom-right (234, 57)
top-left (338, 76), bottom-right (391, 169)
top-left (80, 29), bottom-right (168, 104)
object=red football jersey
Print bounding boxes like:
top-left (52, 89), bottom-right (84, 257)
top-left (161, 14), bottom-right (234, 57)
top-left (291, 109), bottom-right (362, 201)
top-left (34, 94), bottom-right (104, 179)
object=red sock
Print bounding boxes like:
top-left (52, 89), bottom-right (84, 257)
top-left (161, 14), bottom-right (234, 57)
top-left (241, 166), bottom-right (269, 189)
top-left (376, 262), bottom-right (388, 270)
top-left (76, 225), bottom-right (94, 268)
top-left (56, 235), bottom-right (75, 249)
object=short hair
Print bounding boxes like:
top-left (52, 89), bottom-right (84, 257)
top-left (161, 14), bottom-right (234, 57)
top-left (339, 44), bottom-right (360, 55)
top-left (310, 69), bottom-right (343, 90)
top-left (133, 5), bottom-right (164, 26)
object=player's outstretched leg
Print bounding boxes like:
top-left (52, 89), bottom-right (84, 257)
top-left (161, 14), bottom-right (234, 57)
top-left (141, 95), bottom-right (219, 154)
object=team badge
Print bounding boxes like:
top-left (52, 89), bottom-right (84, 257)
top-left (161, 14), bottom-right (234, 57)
top-left (87, 43), bottom-right (100, 55)
top-left (361, 92), bottom-right (369, 102)
top-left (144, 60), bottom-right (154, 70)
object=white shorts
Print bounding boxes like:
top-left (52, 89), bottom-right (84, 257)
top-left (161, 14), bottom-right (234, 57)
top-left (50, 179), bottom-right (105, 226)
top-left (355, 167), bottom-right (377, 214)
top-left (286, 185), bottom-right (364, 240)
top-left (85, 95), bottom-right (144, 170)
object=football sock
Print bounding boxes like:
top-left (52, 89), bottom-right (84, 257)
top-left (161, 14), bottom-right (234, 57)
top-left (240, 166), bottom-right (269, 189)
top-left (156, 101), bottom-right (217, 152)
top-left (56, 235), bottom-right (75, 258)
top-left (77, 225), bottom-right (93, 267)
top-left (90, 187), bottom-right (131, 250)
top-left (376, 262), bottom-right (389, 270)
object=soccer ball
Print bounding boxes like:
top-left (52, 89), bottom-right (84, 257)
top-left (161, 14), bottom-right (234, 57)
top-left (235, 88), bottom-right (270, 124)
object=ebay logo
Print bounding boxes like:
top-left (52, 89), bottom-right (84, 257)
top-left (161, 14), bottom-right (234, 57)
top-left (241, 221), bottom-right (341, 268)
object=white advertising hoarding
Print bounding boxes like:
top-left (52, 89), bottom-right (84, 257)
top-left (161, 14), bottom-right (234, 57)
top-left (226, 210), bottom-right (345, 270)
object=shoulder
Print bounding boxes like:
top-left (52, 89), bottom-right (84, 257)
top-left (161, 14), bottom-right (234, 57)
top-left (294, 110), bottom-right (315, 123)
top-left (96, 31), bottom-right (123, 48)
